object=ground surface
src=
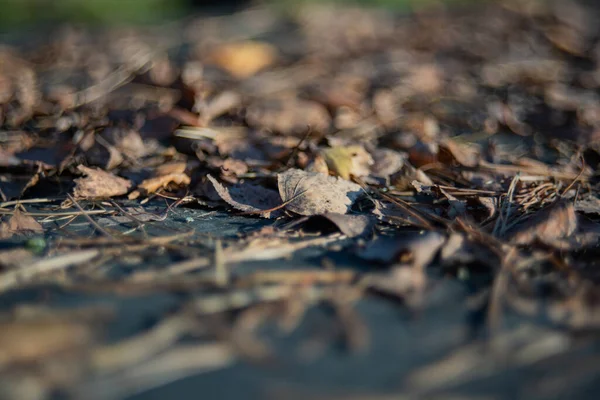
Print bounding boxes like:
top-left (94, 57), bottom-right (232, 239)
top-left (1, 1), bottom-right (600, 399)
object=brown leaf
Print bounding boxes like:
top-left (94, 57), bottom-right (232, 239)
top-left (277, 169), bottom-right (362, 216)
top-left (438, 139), bottom-right (479, 168)
top-left (206, 41), bottom-right (277, 79)
top-left (358, 231), bottom-right (445, 266)
top-left (0, 319), bottom-right (93, 367)
top-left (129, 172), bottom-right (191, 199)
top-left (509, 200), bottom-right (578, 247)
top-left (73, 165), bottom-right (132, 199)
top-left (155, 161), bottom-right (187, 176)
top-left (246, 96), bottom-right (330, 134)
top-left (0, 47), bottom-right (39, 126)
top-left (207, 175), bottom-right (283, 218)
top-left (5, 208), bottom-right (43, 236)
top-left (370, 149), bottom-right (406, 179)
top-left (320, 213), bottom-right (374, 238)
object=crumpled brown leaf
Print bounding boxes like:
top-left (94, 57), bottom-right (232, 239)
top-left (277, 169), bottom-right (362, 216)
top-left (207, 175), bottom-right (283, 218)
top-left (73, 165), bottom-right (132, 199)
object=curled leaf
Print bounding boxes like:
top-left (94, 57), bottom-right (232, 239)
top-left (207, 175), bottom-right (283, 218)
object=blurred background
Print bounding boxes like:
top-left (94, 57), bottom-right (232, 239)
top-left (0, 0), bottom-right (479, 29)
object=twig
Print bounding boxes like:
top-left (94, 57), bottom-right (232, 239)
top-left (0, 249), bottom-right (100, 292)
top-left (67, 194), bottom-right (115, 238)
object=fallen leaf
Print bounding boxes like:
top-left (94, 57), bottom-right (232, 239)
top-left (0, 248), bottom-right (35, 269)
top-left (246, 95), bottom-right (331, 134)
top-left (370, 149), bottom-right (406, 179)
top-left (319, 213), bottom-right (375, 238)
top-left (207, 175), bottom-right (283, 218)
top-left (129, 169), bottom-right (191, 200)
top-left (73, 165), bottom-right (132, 199)
top-left (155, 161), bottom-right (187, 176)
top-left (320, 145), bottom-right (373, 180)
top-left (0, 319), bottom-right (93, 367)
top-left (509, 200), bottom-right (578, 247)
top-left (277, 169), bottom-right (362, 216)
top-left (358, 231), bottom-right (445, 266)
top-left (3, 208), bottom-right (43, 236)
top-left (438, 139), bottom-right (479, 168)
top-left (207, 41), bottom-right (277, 79)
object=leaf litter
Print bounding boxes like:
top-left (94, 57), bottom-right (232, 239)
top-left (1, 0), bottom-right (600, 398)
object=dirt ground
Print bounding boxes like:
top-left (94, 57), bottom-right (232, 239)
top-left (1, 1), bottom-right (600, 399)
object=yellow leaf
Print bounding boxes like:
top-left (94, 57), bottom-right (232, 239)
top-left (320, 145), bottom-right (373, 180)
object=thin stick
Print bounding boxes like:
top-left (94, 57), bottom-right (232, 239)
top-left (561, 156), bottom-right (586, 197)
top-left (235, 188), bottom-right (309, 216)
top-left (0, 249), bottom-right (100, 292)
top-left (285, 127), bottom-right (313, 168)
top-left (67, 194), bottom-right (114, 238)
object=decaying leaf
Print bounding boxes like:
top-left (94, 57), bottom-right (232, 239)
top-left (277, 169), bottom-right (362, 216)
top-left (73, 165), bottom-right (132, 199)
top-left (320, 145), bottom-right (374, 180)
top-left (207, 175), bottom-right (283, 218)
top-left (206, 41), bottom-right (277, 79)
top-left (509, 200), bottom-right (578, 247)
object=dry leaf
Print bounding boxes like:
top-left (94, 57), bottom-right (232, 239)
top-left (358, 231), bottom-right (445, 265)
top-left (207, 175), bottom-right (283, 218)
top-left (0, 319), bottom-right (92, 367)
top-left (155, 161), bottom-right (187, 176)
top-left (277, 169), bottom-right (362, 216)
top-left (370, 149), bottom-right (406, 179)
top-left (320, 213), bottom-right (374, 238)
top-left (73, 165), bottom-right (132, 199)
top-left (509, 200), bottom-right (578, 247)
top-left (2, 208), bottom-right (43, 236)
top-left (0, 248), bottom-right (35, 269)
top-left (129, 171), bottom-right (190, 199)
top-left (207, 41), bottom-right (277, 79)
top-left (0, 47), bottom-right (39, 126)
top-left (320, 145), bottom-right (374, 180)
top-left (438, 139), bottom-right (479, 168)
